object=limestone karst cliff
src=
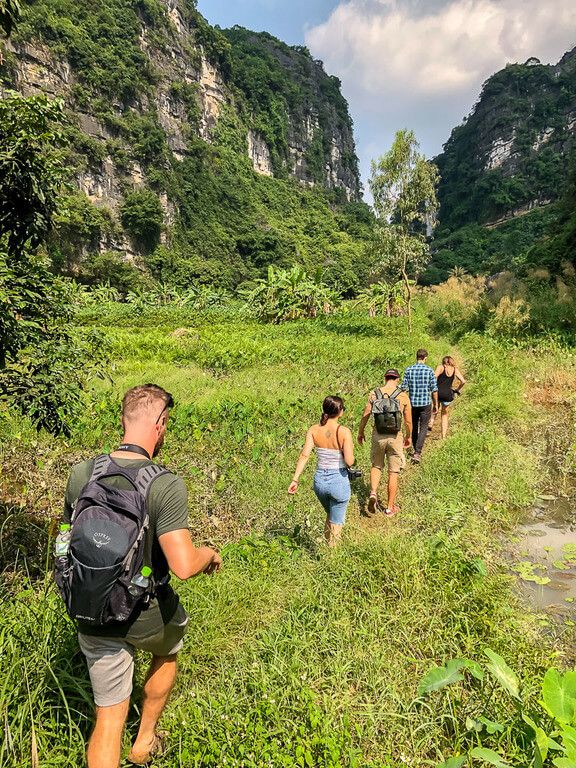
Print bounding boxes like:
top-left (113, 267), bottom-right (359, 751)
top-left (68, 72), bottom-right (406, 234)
top-left (436, 48), bottom-right (576, 231)
top-left (426, 47), bottom-right (576, 282)
top-left (0, 0), bottom-right (368, 289)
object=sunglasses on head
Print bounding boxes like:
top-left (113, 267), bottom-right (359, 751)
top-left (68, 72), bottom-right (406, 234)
top-left (155, 393), bottom-right (174, 424)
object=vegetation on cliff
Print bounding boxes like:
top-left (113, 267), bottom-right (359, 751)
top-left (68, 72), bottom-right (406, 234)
top-left (429, 51), bottom-right (576, 281)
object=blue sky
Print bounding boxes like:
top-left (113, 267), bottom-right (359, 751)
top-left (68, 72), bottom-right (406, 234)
top-left (196, 0), bottom-right (338, 45)
top-left (197, 0), bottom-right (576, 196)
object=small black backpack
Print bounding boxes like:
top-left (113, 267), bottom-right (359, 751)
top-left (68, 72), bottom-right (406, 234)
top-left (55, 455), bottom-right (169, 627)
top-left (371, 387), bottom-right (403, 435)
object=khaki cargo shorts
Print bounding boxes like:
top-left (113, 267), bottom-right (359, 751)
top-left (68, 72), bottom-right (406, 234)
top-left (371, 430), bottom-right (405, 473)
top-left (78, 601), bottom-right (188, 707)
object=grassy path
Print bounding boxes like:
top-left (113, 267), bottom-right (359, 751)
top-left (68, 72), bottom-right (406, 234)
top-left (1, 308), bottom-right (575, 767)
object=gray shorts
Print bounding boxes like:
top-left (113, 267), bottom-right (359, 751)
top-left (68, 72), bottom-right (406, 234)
top-left (78, 601), bottom-right (188, 707)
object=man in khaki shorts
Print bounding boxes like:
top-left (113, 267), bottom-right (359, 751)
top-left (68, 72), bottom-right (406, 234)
top-left (358, 369), bottom-right (412, 516)
top-left (63, 385), bottom-right (222, 768)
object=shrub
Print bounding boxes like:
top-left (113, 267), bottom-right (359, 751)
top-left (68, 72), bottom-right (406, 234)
top-left (120, 190), bottom-right (163, 249)
top-left (81, 250), bottom-right (147, 294)
top-left (242, 265), bottom-right (340, 323)
top-left (486, 296), bottom-right (530, 338)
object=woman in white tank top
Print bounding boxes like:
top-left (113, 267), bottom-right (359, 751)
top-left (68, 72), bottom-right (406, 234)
top-left (288, 396), bottom-right (355, 546)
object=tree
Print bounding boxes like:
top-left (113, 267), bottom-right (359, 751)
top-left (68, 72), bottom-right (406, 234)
top-left (0, 84), bottom-right (103, 433)
top-left (369, 130), bottom-right (440, 330)
top-left (353, 280), bottom-right (405, 318)
top-left (120, 189), bottom-right (163, 251)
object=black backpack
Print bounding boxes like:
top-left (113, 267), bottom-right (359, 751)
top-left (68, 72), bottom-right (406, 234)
top-left (371, 387), bottom-right (403, 435)
top-left (55, 455), bottom-right (169, 627)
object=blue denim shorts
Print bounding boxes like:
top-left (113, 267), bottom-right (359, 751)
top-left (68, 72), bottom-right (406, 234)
top-left (313, 468), bottom-right (351, 525)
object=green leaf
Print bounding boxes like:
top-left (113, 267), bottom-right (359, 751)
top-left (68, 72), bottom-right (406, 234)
top-left (523, 714), bottom-right (551, 763)
top-left (437, 758), bottom-right (467, 768)
top-left (471, 747), bottom-right (511, 766)
top-left (457, 658), bottom-right (485, 681)
top-left (542, 669), bottom-right (576, 725)
top-left (418, 660), bottom-right (465, 695)
top-left (483, 648), bottom-right (521, 699)
top-left (553, 759), bottom-right (576, 767)
top-left (479, 716), bottom-right (504, 734)
top-left (466, 716), bottom-right (483, 732)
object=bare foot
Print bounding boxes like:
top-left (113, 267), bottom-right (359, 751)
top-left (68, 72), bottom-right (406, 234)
top-left (128, 731), bottom-right (167, 765)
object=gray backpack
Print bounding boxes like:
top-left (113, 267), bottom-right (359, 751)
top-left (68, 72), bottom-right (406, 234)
top-left (55, 455), bottom-right (168, 627)
top-left (371, 387), bottom-right (403, 435)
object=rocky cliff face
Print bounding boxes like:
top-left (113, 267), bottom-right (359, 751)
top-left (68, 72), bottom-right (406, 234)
top-left (223, 28), bottom-right (361, 200)
top-left (436, 48), bottom-right (576, 231)
top-left (1, 0), bottom-right (361, 264)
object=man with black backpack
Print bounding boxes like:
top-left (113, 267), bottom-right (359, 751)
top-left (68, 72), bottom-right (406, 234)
top-left (56, 384), bottom-right (222, 768)
top-left (357, 369), bottom-right (412, 516)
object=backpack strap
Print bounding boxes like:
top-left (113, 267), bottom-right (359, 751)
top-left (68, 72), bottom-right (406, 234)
top-left (373, 388), bottom-right (383, 400)
top-left (135, 463), bottom-right (169, 498)
top-left (90, 454), bottom-right (112, 481)
top-left (135, 464), bottom-right (171, 581)
top-left (390, 387), bottom-right (402, 401)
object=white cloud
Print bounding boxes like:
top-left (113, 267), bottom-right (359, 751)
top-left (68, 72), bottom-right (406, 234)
top-left (306, 0), bottom-right (576, 99)
top-left (306, 0), bottom-right (576, 182)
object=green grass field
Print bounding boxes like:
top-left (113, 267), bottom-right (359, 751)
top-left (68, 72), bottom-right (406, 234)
top-left (1, 303), bottom-right (575, 767)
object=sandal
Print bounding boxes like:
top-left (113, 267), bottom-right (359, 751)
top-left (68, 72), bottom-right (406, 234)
top-left (128, 730), bottom-right (168, 765)
top-left (367, 494), bottom-right (378, 515)
top-left (384, 504), bottom-right (400, 517)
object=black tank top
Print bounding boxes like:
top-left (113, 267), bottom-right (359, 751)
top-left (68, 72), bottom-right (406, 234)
top-left (437, 367), bottom-right (455, 401)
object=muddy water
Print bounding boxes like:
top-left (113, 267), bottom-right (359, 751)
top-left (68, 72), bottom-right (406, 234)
top-left (513, 493), bottom-right (576, 614)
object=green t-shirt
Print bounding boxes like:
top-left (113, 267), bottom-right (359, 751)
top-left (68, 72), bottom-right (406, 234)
top-left (64, 456), bottom-right (189, 637)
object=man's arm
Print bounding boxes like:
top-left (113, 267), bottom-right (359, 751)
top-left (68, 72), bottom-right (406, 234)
top-left (357, 397), bottom-right (373, 444)
top-left (155, 475), bottom-right (221, 579)
top-left (402, 397), bottom-right (412, 447)
top-left (159, 530), bottom-right (221, 579)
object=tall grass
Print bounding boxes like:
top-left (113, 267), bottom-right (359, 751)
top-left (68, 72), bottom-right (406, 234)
top-left (0, 302), bottom-right (573, 766)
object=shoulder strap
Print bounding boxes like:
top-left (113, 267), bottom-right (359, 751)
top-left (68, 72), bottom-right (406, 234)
top-left (135, 463), bottom-right (170, 498)
top-left (390, 387), bottom-right (402, 400)
top-left (374, 388), bottom-right (383, 400)
top-left (90, 454), bottom-right (112, 481)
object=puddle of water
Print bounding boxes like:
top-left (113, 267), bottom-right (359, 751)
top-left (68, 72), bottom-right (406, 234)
top-left (514, 494), bottom-right (576, 615)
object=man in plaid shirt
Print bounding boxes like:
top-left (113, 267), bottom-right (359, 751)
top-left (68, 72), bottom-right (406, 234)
top-left (401, 349), bottom-right (438, 464)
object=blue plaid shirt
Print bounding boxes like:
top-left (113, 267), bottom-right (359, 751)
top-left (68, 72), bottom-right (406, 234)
top-left (402, 362), bottom-right (438, 407)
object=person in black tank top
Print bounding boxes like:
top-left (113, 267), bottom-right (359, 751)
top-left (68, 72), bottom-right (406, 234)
top-left (428, 356), bottom-right (466, 438)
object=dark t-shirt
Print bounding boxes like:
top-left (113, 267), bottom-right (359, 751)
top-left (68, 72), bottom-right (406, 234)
top-left (64, 456), bottom-right (189, 637)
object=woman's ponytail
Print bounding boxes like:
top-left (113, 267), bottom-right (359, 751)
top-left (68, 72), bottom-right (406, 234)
top-left (320, 395), bottom-right (344, 425)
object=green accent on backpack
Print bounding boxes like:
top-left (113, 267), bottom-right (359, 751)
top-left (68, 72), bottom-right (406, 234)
top-left (371, 388), bottom-right (403, 435)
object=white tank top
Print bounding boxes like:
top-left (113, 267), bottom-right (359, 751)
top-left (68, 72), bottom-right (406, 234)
top-left (316, 447), bottom-right (346, 470)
